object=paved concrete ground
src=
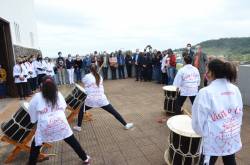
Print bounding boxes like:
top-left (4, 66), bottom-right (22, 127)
top-left (0, 79), bottom-right (249, 165)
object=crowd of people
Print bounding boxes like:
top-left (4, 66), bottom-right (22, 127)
top-left (10, 43), bottom-right (209, 100)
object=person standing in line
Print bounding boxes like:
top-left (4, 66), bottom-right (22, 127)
top-left (74, 54), bottom-right (83, 83)
top-left (125, 52), bottom-right (133, 78)
top-left (109, 53), bottom-right (118, 80)
top-left (73, 64), bottom-right (133, 132)
top-left (152, 51), bottom-right (162, 84)
top-left (183, 43), bottom-right (195, 62)
top-left (167, 49), bottom-right (177, 85)
top-left (83, 55), bottom-right (91, 74)
top-left (117, 50), bottom-right (125, 79)
top-left (23, 57), bottom-right (33, 95)
top-left (132, 49), bottom-right (141, 81)
top-left (0, 64), bottom-right (7, 99)
top-left (101, 51), bottom-right (109, 80)
top-left (193, 45), bottom-right (208, 89)
top-left (34, 54), bottom-right (47, 86)
top-left (161, 51), bottom-right (169, 85)
top-left (27, 56), bottom-right (37, 93)
top-left (192, 59), bottom-right (243, 165)
top-left (13, 58), bottom-right (28, 100)
top-left (28, 76), bottom-right (90, 165)
top-left (66, 54), bottom-right (75, 85)
top-left (45, 57), bottom-right (55, 80)
top-left (56, 52), bottom-right (66, 85)
top-left (173, 55), bottom-right (200, 114)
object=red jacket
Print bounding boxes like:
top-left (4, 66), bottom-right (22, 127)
top-left (169, 54), bottom-right (176, 67)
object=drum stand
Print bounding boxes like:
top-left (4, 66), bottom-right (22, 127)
top-left (66, 103), bottom-right (93, 124)
top-left (0, 129), bottom-right (52, 164)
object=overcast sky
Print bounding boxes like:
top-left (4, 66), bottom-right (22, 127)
top-left (34, 0), bottom-right (250, 57)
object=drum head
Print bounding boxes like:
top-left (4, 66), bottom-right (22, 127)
top-left (167, 115), bottom-right (200, 138)
top-left (21, 102), bottom-right (29, 112)
top-left (162, 85), bottom-right (177, 92)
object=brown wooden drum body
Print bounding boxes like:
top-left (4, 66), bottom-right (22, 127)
top-left (1, 102), bottom-right (34, 142)
top-left (65, 84), bottom-right (87, 110)
top-left (165, 115), bottom-right (201, 165)
top-left (163, 86), bottom-right (178, 114)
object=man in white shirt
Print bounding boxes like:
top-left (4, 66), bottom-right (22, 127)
top-left (173, 54), bottom-right (200, 114)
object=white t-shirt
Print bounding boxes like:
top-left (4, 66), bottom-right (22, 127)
top-left (28, 92), bottom-right (73, 146)
top-left (192, 79), bottom-right (243, 156)
top-left (82, 73), bottom-right (109, 107)
top-left (173, 64), bottom-right (200, 96)
top-left (46, 62), bottom-right (55, 76)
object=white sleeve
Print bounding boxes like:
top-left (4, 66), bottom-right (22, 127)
top-left (13, 66), bottom-right (18, 77)
top-left (192, 90), bottom-right (209, 136)
top-left (161, 57), bottom-right (166, 72)
top-left (28, 95), bottom-right (38, 123)
top-left (173, 69), bottom-right (182, 88)
top-left (82, 75), bottom-right (88, 84)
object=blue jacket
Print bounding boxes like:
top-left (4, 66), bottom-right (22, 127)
top-left (117, 54), bottom-right (125, 65)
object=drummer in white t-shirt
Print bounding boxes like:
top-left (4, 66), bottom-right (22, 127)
top-left (192, 59), bottom-right (243, 165)
top-left (28, 76), bottom-right (90, 165)
top-left (173, 55), bottom-right (200, 114)
top-left (73, 64), bottom-right (133, 132)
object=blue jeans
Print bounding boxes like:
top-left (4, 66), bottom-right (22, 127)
top-left (154, 66), bottom-right (161, 83)
top-left (75, 69), bottom-right (82, 82)
top-left (168, 67), bottom-right (176, 85)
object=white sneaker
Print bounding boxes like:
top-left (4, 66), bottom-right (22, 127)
top-left (73, 126), bottom-right (82, 132)
top-left (83, 155), bottom-right (91, 165)
top-left (125, 123), bottom-right (134, 130)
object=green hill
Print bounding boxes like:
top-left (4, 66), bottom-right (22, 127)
top-left (176, 37), bottom-right (250, 61)
top-left (198, 37), bottom-right (250, 61)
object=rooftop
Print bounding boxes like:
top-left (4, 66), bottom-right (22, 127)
top-left (0, 79), bottom-right (249, 164)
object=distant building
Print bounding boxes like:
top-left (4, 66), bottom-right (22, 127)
top-left (0, 0), bottom-right (40, 96)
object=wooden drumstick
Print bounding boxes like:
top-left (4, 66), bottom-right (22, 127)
top-left (183, 108), bottom-right (192, 117)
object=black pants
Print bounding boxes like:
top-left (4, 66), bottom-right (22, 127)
top-left (30, 77), bottom-right (37, 91)
top-left (199, 154), bottom-right (236, 165)
top-left (118, 65), bottom-right (125, 79)
top-left (110, 67), bottom-right (117, 80)
top-left (28, 135), bottom-right (87, 165)
top-left (27, 78), bottom-right (33, 95)
top-left (37, 74), bottom-right (46, 86)
top-left (126, 64), bottom-right (132, 77)
top-left (147, 66), bottom-right (152, 81)
top-left (135, 65), bottom-right (142, 80)
top-left (16, 82), bottom-right (27, 98)
top-left (77, 104), bottom-right (127, 127)
top-left (176, 95), bottom-right (196, 114)
top-left (161, 73), bottom-right (168, 84)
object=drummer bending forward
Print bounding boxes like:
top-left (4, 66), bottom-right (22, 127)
top-left (73, 64), bottom-right (133, 132)
top-left (173, 55), bottom-right (200, 114)
top-left (192, 59), bottom-right (243, 165)
top-left (28, 76), bottom-right (90, 165)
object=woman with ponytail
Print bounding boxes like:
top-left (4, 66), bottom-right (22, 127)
top-left (73, 64), bottom-right (133, 132)
top-left (28, 76), bottom-right (90, 165)
top-left (192, 59), bottom-right (243, 165)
